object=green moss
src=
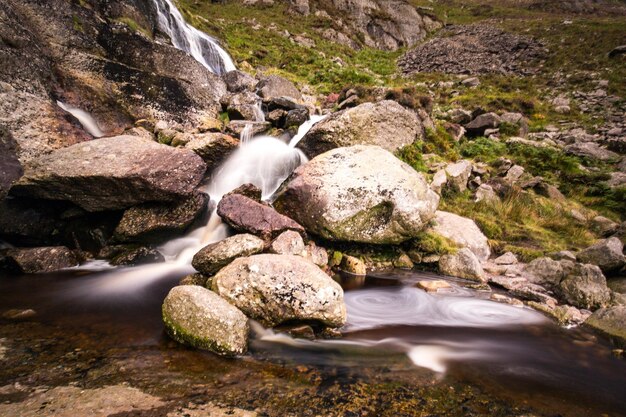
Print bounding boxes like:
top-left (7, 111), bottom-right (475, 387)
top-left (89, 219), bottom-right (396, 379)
top-left (423, 125), bottom-right (460, 161)
top-left (72, 15), bottom-right (84, 33)
top-left (396, 141), bottom-right (427, 173)
top-left (410, 231), bottom-right (458, 255)
top-left (115, 17), bottom-right (152, 38)
top-left (498, 121), bottom-right (520, 137)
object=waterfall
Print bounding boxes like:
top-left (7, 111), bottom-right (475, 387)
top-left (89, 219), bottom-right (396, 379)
top-left (77, 115), bottom-right (325, 294)
top-left (152, 0), bottom-right (236, 75)
top-left (57, 101), bottom-right (105, 138)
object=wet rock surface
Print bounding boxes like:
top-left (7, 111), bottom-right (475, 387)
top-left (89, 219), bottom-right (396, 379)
top-left (114, 192), bottom-right (208, 244)
top-left (0, 246), bottom-right (78, 274)
top-left (11, 136), bottom-right (207, 211)
top-left (217, 194), bottom-right (305, 240)
top-left (275, 145), bottom-right (439, 244)
top-left (0, 127), bottom-right (22, 199)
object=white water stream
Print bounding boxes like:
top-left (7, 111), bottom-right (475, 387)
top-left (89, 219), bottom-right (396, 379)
top-left (152, 0), bottom-right (236, 75)
top-left (57, 101), bottom-right (105, 138)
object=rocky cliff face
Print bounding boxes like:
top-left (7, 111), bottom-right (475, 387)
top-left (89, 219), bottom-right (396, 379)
top-left (288, 0), bottom-right (441, 51)
top-left (0, 0), bottom-right (226, 165)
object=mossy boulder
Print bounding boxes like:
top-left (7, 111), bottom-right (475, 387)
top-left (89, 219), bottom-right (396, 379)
top-left (162, 285), bottom-right (249, 356)
top-left (438, 248), bottom-right (486, 282)
top-left (426, 211), bottom-right (491, 261)
top-left (585, 306), bottom-right (626, 347)
top-left (274, 145), bottom-right (439, 244)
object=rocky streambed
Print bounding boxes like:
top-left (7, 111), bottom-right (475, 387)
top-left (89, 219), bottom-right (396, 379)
top-left (1, 268), bottom-right (626, 417)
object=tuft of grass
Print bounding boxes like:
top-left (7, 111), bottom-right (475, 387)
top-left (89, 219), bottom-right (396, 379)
top-left (410, 231), bottom-right (459, 256)
top-left (440, 188), bottom-right (596, 259)
top-left (115, 17), bottom-right (152, 38)
top-left (396, 141), bottom-right (427, 173)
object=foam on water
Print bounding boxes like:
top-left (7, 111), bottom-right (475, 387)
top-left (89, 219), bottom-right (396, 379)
top-left (344, 287), bottom-right (546, 331)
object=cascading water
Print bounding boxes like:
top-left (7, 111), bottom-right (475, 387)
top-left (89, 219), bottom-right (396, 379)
top-left (56, 101), bottom-right (105, 138)
top-left (152, 0), bottom-right (236, 75)
top-left (76, 115), bottom-right (326, 294)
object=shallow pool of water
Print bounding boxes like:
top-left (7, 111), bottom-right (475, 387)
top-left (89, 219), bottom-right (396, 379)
top-left (0, 269), bottom-right (624, 416)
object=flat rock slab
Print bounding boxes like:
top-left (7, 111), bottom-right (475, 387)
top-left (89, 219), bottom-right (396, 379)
top-left (217, 194), bottom-right (305, 240)
top-left (114, 192), bottom-right (209, 243)
top-left (0, 246), bottom-right (78, 273)
top-left (0, 385), bottom-right (165, 417)
top-left (11, 136), bottom-right (207, 211)
top-left (192, 233), bottom-right (266, 275)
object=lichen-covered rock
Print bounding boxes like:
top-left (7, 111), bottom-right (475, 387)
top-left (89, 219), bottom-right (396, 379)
top-left (11, 136), bottom-right (207, 211)
top-left (108, 246), bottom-right (164, 266)
top-left (222, 70), bottom-right (257, 93)
top-left (114, 192), bottom-right (208, 243)
top-left (0, 246), bottom-right (78, 273)
top-left (585, 306), bottom-right (626, 347)
top-left (444, 160), bottom-right (472, 193)
top-left (576, 237), bottom-right (625, 273)
top-left (184, 133), bottom-right (239, 174)
top-left (256, 75), bottom-right (302, 101)
top-left (525, 257), bottom-right (565, 288)
top-left (438, 248), bottom-right (485, 282)
top-left (162, 285), bottom-right (249, 356)
top-left (217, 194), bottom-right (306, 240)
top-left (212, 254), bottom-right (346, 328)
top-left (192, 234), bottom-right (265, 276)
top-left (558, 264), bottom-right (611, 310)
top-left (297, 101), bottom-right (423, 158)
top-left (426, 211), bottom-right (490, 261)
top-left (269, 231), bottom-right (305, 256)
top-left (274, 145), bottom-right (439, 244)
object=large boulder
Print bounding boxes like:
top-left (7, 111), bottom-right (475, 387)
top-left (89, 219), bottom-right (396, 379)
top-left (162, 285), bottom-right (249, 356)
top-left (217, 194), bottom-right (305, 240)
top-left (576, 237), bottom-right (625, 273)
top-left (274, 145), bottom-right (439, 244)
top-left (557, 263), bottom-right (611, 310)
top-left (192, 234), bottom-right (265, 275)
top-left (585, 306), bottom-right (626, 347)
top-left (113, 192), bottom-right (209, 243)
top-left (0, 246), bottom-right (78, 274)
top-left (11, 136), bottom-right (207, 211)
top-left (0, 126), bottom-right (22, 199)
top-left (297, 101), bottom-right (423, 158)
top-left (256, 75), bottom-right (302, 101)
top-left (438, 248), bottom-right (485, 282)
top-left (212, 254), bottom-right (346, 328)
top-left (426, 211), bottom-right (491, 261)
